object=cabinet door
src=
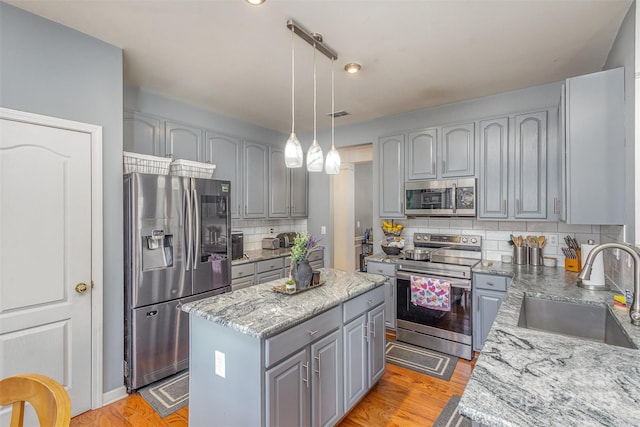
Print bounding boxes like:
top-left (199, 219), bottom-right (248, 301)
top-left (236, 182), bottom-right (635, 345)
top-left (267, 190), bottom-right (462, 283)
top-left (514, 111), bottom-right (547, 219)
top-left (205, 132), bottom-right (242, 219)
top-left (290, 165), bottom-right (309, 218)
top-left (441, 123), bottom-right (475, 178)
top-left (384, 278), bottom-right (396, 329)
top-left (269, 147), bottom-right (290, 218)
top-left (243, 141), bottom-right (268, 218)
top-left (165, 121), bottom-right (203, 161)
top-left (406, 128), bottom-right (437, 180)
top-left (123, 111), bottom-right (163, 156)
top-left (473, 289), bottom-right (505, 352)
top-left (379, 134), bottom-right (405, 218)
top-left (311, 330), bottom-right (342, 427)
top-left (266, 349), bottom-right (310, 427)
top-left (367, 304), bottom-right (386, 385)
top-left (343, 314), bottom-right (367, 411)
top-left (557, 86), bottom-right (567, 222)
top-left (478, 118), bottom-right (508, 219)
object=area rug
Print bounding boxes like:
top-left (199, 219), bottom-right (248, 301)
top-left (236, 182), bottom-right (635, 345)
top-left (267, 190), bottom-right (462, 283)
top-left (139, 370), bottom-right (189, 418)
top-left (385, 341), bottom-right (457, 381)
top-left (433, 395), bottom-right (472, 427)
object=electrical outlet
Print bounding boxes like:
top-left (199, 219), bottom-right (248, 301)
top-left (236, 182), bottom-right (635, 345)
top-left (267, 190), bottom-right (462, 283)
top-left (548, 235), bottom-right (558, 246)
top-left (215, 350), bottom-right (226, 378)
top-left (270, 228), bottom-right (274, 234)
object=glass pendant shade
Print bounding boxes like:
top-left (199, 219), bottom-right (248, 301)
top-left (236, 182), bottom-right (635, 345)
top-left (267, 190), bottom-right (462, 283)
top-left (285, 132), bottom-right (303, 168)
top-left (325, 147), bottom-right (340, 174)
top-left (306, 139), bottom-right (324, 172)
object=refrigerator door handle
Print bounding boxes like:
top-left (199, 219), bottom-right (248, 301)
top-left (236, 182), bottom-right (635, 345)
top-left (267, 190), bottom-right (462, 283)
top-left (184, 187), bottom-right (192, 271)
top-left (192, 184), bottom-right (200, 270)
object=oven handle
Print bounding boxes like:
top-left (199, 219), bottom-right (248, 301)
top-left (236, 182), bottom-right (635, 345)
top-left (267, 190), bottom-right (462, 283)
top-left (397, 271), bottom-right (471, 290)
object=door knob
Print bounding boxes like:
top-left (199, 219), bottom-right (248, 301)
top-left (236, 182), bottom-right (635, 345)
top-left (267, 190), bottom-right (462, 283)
top-left (75, 283), bottom-right (88, 294)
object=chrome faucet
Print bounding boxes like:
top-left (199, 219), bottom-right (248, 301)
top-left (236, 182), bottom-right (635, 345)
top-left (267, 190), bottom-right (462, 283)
top-left (578, 242), bottom-right (640, 326)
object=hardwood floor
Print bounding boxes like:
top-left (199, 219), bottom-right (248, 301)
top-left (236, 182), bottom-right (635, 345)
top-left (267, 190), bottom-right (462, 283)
top-left (71, 333), bottom-right (475, 427)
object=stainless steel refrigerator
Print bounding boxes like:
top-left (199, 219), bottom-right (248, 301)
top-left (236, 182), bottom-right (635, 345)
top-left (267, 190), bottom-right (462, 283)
top-left (124, 172), bottom-right (231, 391)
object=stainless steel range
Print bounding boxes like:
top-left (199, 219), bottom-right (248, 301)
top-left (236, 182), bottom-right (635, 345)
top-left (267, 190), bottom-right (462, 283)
top-left (396, 233), bottom-right (482, 360)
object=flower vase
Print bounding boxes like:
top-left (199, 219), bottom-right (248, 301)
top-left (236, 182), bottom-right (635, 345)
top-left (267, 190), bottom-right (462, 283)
top-left (293, 260), bottom-right (313, 289)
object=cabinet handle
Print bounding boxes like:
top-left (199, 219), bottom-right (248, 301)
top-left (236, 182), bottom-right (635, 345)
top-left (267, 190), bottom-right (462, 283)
top-left (238, 272), bottom-right (244, 276)
top-left (364, 323), bottom-right (369, 343)
top-left (245, 204), bottom-right (247, 215)
top-left (442, 160), bottom-right (445, 174)
top-left (516, 199), bottom-right (520, 214)
top-left (432, 161), bottom-right (436, 174)
top-left (502, 200), bottom-right (506, 214)
top-left (238, 204), bottom-right (240, 215)
top-left (486, 282), bottom-right (494, 286)
top-left (554, 197), bottom-right (559, 214)
top-left (302, 361), bottom-right (309, 388)
top-left (367, 299), bottom-right (373, 305)
top-left (308, 330), bottom-right (319, 336)
top-left (370, 321), bottom-right (375, 338)
top-left (314, 355), bottom-right (321, 377)
top-left (477, 296), bottom-right (480, 312)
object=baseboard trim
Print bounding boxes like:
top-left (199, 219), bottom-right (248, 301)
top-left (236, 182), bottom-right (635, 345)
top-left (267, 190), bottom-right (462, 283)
top-left (102, 386), bottom-right (128, 407)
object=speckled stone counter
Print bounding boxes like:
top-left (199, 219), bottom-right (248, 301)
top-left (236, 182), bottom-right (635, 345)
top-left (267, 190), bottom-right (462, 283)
top-left (460, 262), bottom-right (640, 426)
top-left (231, 248), bottom-right (291, 266)
top-left (182, 268), bottom-right (385, 338)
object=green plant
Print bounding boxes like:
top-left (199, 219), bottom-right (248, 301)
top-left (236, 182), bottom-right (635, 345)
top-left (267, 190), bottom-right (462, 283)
top-left (290, 233), bottom-right (324, 262)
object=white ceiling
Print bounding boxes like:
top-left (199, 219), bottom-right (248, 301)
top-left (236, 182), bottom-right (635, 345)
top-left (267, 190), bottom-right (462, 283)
top-left (7, 0), bottom-right (632, 134)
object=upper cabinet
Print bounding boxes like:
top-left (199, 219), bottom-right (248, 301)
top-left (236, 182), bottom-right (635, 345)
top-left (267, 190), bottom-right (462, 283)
top-left (205, 132), bottom-right (242, 219)
top-left (405, 123), bottom-right (475, 181)
top-left (379, 134), bottom-right (405, 218)
top-left (164, 121), bottom-right (203, 161)
top-left (514, 111), bottom-right (547, 219)
top-left (243, 141), bottom-right (268, 219)
top-left (477, 110), bottom-right (551, 221)
top-left (123, 112), bottom-right (163, 156)
top-left (559, 68), bottom-right (625, 224)
top-left (441, 122), bottom-right (475, 178)
top-left (406, 128), bottom-right (437, 180)
top-left (268, 147), bottom-right (309, 218)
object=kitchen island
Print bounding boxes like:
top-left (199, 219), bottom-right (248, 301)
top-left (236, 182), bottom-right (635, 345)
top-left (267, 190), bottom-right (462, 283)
top-left (182, 268), bottom-right (386, 427)
top-left (460, 263), bottom-right (640, 426)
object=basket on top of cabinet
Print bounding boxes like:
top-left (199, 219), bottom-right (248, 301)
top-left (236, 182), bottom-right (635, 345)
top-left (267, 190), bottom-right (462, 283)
top-left (123, 151), bottom-right (171, 175)
top-left (170, 159), bottom-right (216, 179)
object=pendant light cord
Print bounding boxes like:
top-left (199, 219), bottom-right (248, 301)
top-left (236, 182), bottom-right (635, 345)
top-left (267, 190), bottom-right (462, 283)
top-left (313, 44), bottom-right (317, 142)
top-left (331, 58), bottom-right (335, 149)
top-left (291, 26), bottom-right (295, 134)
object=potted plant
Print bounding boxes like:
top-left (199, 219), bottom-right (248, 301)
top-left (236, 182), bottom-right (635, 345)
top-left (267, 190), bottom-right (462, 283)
top-left (289, 233), bottom-right (324, 289)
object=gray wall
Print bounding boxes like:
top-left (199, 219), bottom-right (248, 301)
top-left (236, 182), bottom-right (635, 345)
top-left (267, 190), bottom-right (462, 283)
top-left (0, 3), bottom-right (124, 392)
top-left (354, 163), bottom-right (373, 237)
top-left (604, 1), bottom-right (635, 244)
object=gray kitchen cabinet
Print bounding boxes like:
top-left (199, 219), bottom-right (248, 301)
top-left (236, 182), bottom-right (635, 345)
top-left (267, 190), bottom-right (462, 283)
top-left (472, 273), bottom-right (511, 351)
top-left (257, 269), bottom-right (284, 284)
top-left (243, 140), bottom-right (268, 218)
top-left (266, 310), bottom-right (342, 427)
top-left (379, 134), bottom-right (405, 218)
top-left (343, 287), bottom-right (385, 412)
top-left (560, 68), bottom-right (625, 224)
top-left (231, 263), bottom-right (255, 291)
top-left (164, 120), bottom-right (203, 161)
top-left (123, 111), bottom-right (163, 156)
top-left (514, 111), bottom-right (547, 219)
top-left (256, 257), bottom-right (285, 284)
top-left (268, 147), bottom-right (308, 218)
top-left (441, 122), bottom-right (475, 178)
top-left (205, 131), bottom-right (242, 219)
top-left (406, 128), bottom-right (437, 180)
top-left (478, 117), bottom-right (509, 219)
top-left (366, 261), bottom-right (397, 330)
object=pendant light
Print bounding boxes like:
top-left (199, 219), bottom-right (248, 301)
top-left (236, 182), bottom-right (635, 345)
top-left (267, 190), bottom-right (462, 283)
top-left (284, 24), bottom-right (303, 168)
top-left (325, 58), bottom-right (341, 174)
top-left (306, 44), bottom-right (324, 172)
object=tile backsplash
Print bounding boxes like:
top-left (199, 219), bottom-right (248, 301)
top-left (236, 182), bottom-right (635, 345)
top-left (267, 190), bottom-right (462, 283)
top-left (394, 219), bottom-right (639, 293)
top-left (231, 219), bottom-right (308, 251)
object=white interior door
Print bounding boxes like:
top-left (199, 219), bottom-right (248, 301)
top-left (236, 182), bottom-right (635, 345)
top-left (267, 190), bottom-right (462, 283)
top-left (0, 116), bottom-right (94, 421)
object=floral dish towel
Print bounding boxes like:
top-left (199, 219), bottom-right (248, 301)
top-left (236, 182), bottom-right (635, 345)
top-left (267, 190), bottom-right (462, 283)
top-left (410, 275), bottom-right (451, 312)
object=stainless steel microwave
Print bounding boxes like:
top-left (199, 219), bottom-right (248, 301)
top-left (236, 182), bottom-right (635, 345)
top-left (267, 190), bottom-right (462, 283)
top-left (405, 178), bottom-right (476, 216)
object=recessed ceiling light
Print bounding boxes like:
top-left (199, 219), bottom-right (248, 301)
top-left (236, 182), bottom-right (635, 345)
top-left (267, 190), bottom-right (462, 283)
top-left (344, 63), bottom-right (361, 74)
top-left (245, 0), bottom-right (265, 5)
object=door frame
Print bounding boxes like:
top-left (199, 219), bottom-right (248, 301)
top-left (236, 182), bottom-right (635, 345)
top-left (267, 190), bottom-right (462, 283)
top-left (0, 107), bottom-right (104, 409)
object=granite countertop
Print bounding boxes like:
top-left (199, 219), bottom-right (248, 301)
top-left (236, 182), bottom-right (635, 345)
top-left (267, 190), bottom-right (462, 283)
top-left (231, 248), bottom-right (291, 266)
top-left (460, 262), bottom-right (640, 426)
top-left (182, 268), bottom-right (385, 339)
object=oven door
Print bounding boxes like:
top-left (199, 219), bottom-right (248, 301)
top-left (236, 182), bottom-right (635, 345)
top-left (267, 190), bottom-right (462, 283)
top-left (396, 271), bottom-right (472, 338)
top-left (405, 180), bottom-right (454, 216)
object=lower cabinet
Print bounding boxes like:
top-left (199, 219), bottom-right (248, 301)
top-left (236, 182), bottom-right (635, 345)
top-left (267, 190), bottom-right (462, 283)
top-left (366, 261), bottom-right (397, 329)
top-left (266, 329), bottom-right (342, 427)
top-left (472, 273), bottom-right (511, 351)
top-left (343, 290), bottom-right (386, 411)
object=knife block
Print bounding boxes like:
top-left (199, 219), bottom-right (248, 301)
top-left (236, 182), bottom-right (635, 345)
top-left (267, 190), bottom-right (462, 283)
top-left (564, 249), bottom-right (582, 272)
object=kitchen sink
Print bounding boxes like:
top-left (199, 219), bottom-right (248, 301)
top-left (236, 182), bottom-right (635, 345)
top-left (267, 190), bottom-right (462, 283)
top-left (517, 295), bottom-right (637, 349)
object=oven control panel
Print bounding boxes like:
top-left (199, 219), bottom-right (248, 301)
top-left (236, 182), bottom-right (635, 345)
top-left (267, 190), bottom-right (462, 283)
top-left (413, 233), bottom-right (482, 249)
